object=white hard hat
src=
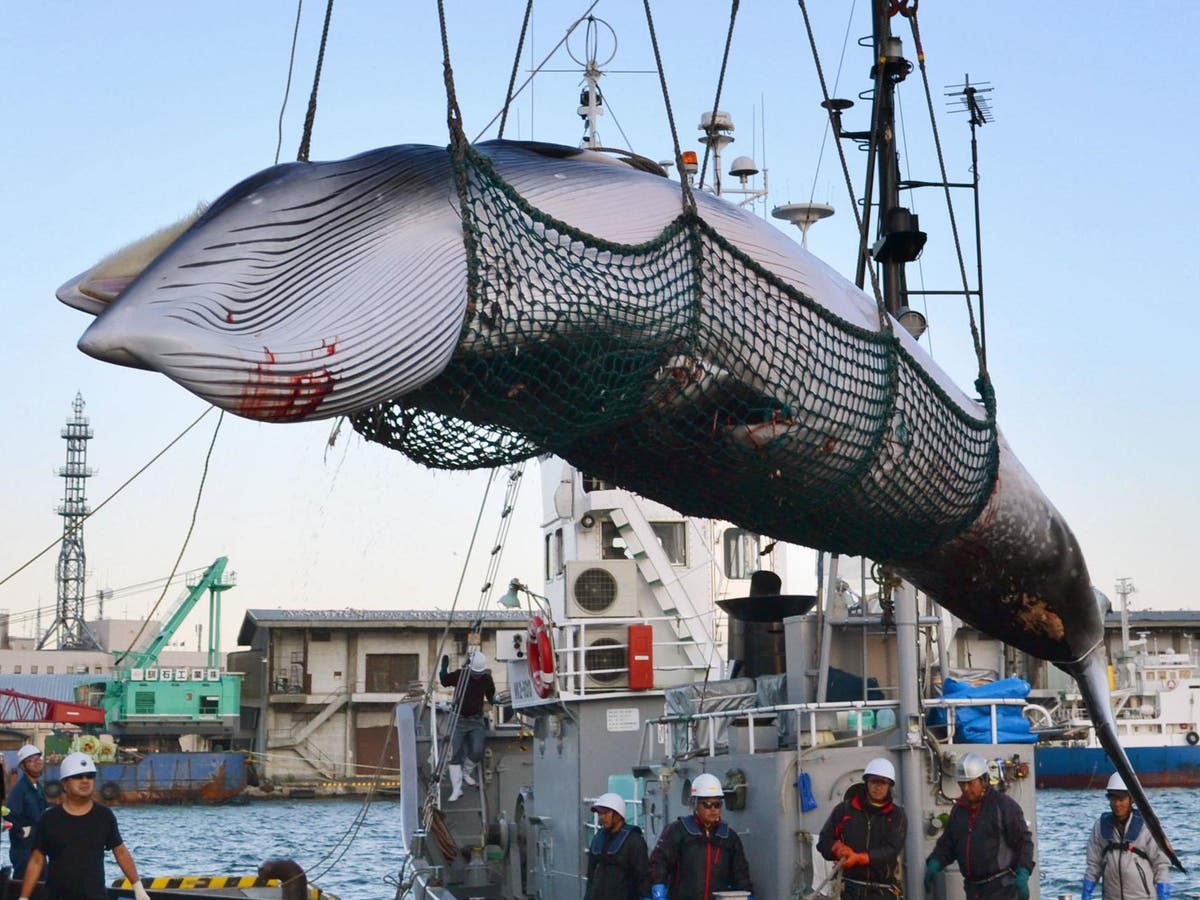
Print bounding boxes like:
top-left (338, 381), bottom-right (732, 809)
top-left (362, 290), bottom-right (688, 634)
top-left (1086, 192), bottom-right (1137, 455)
top-left (955, 751), bottom-right (989, 782)
top-left (17, 744), bottom-right (42, 764)
top-left (469, 650), bottom-right (487, 673)
top-left (1106, 773), bottom-right (1129, 793)
top-left (591, 792), bottom-right (627, 816)
top-left (60, 751), bottom-right (98, 780)
top-left (690, 773), bottom-right (724, 799)
top-left (863, 757), bottom-right (896, 783)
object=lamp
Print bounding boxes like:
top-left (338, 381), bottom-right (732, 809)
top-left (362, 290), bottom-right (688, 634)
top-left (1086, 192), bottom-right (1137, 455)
top-left (498, 579), bottom-right (524, 609)
top-left (896, 306), bottom-right (928, 340)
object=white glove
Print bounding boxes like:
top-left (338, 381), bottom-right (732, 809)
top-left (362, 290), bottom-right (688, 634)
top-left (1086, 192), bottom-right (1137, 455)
top-left (133, 880), bottom-right (151, 900)
top-left (21, 825), bottom-right (31, 838)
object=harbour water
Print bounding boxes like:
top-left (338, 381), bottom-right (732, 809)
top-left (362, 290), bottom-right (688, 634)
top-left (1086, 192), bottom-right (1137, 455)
top-left (92, 790), bottom-right (1200, 898)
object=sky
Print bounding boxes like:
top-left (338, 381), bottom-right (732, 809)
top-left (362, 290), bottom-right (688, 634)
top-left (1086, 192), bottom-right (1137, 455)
top-left (2, 2), bottom-right (1197, 653)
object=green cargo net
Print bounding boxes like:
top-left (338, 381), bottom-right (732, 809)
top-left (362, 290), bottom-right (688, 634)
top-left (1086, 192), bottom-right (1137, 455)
top-left (351, 148), bottom-right (998, 560)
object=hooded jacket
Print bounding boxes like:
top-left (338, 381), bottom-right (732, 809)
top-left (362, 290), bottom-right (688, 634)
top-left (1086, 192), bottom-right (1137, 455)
top-left (817, 782), bottom-right (907, 888)
top-left (1084, 810), bottom-right (1170, 900)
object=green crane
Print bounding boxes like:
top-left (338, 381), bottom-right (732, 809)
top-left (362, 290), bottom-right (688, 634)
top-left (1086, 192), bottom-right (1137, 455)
top-left (101, 557), bottom-right (242, 737)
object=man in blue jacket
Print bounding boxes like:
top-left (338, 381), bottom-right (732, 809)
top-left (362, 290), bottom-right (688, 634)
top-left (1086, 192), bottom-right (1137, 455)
top-left (6, 744), bottom-right (49, 878)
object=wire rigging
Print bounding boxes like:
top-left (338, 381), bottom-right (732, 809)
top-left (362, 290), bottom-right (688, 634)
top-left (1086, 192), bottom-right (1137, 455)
top-left (275, 0), bottom-right (306, 165)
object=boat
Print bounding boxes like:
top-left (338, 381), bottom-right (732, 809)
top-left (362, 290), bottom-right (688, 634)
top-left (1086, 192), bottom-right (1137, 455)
top-left (1033, 642), bottom-right (1200, 788)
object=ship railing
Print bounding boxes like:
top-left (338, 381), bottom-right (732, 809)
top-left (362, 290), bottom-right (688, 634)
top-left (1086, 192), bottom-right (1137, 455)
top-left (552, 618), bottom-right (715, 694)
top-left (646, 696), bottom-right (1028, 757)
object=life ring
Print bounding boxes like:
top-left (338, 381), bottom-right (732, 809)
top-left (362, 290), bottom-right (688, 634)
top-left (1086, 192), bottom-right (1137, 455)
top-left (527, 615), bottom-right (555, 699)
top-left (1186, 731), bottom-right (1199, 746)
top-left (1166, 679), bottom-right (1178, 690)
top-left (99, 781), bottom-right (121, 802)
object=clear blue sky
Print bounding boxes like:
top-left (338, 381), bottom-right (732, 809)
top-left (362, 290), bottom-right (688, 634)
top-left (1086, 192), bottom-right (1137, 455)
top-left (3, 2), bottom-right (1197, 651)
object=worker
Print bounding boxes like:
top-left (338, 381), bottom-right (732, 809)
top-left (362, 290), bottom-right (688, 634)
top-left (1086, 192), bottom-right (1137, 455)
top-left (439, 648), bottom-right (496, 801)
top-left (1082, 773), bottom-right (1170, 900)
top-left (19, 751), bottom-right (150, 900)
top-left (585, 791), bottom-right (651, 900)
top-left (925, 752), bottom-right (1034, 900)
top-left (649, 772), bottom-right (753, 899)
top-left (6, 744), bottom-right (50, 878)
top-left (817, 757), bottom-right (907, 898)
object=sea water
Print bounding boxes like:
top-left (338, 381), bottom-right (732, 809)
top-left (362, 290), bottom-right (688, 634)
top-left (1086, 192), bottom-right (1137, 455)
top-left (91, 790), bottom-right (1200, 899)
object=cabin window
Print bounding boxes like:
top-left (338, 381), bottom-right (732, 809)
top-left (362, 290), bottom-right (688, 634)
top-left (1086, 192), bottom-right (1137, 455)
top-left (199, 695), bottom-right (220, 715)
top-left (723, 529), bottom-right (761, 580)
top-left (545, 528), bottom-right (565, 579)
top-left (30, 666), bottom-right (38, 675)
top-left (365, 653), bottom-right (420, 692)
top-left (13, 665), bottom-right (20, 674)
top-left (46, 666), bottom-right (54, 674)
top-left (650, 522), bottom-right (687, 566)
top-left (601, 520), bottom-right (631, 560)
top-left (582, 474), bottom-right (615, 493)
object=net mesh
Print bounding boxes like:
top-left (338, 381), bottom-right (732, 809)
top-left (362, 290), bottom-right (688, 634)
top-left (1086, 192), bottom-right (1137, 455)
top-left (351, 148), bottom-right (998, 559)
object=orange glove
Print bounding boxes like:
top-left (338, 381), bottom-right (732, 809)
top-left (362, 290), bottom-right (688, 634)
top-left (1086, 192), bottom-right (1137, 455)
top-left (844, 851), bottom-right (871, 869)
top-left (831, 840), bottom-right (853, 860)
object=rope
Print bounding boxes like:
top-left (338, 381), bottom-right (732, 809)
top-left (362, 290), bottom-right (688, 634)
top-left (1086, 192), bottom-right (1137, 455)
top-left (640, 0), bottom-right (696, 214)
top-left (115, 411), bottom-right (225, 665)
top-left (497, 0), bottom-right (535, 139)
top-left (275, 0), bottom-right (306, 165)
top-left (902, 8), bottom-right (992, 397)
top-left (296, 0), bottom-right (335, 162)
top-left (0, 407), bottom-right (216, 592)
top-left (697, 0), bottom-right (740, 193)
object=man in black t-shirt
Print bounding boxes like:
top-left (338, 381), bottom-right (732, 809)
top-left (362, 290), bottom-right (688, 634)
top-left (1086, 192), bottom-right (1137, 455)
top-left (18, 751), bottom-right (150, 900)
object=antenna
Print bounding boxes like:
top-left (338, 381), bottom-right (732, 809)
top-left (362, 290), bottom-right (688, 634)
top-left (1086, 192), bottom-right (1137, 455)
top-left (1115, 577), bottom-right (1136, 658)
top-left (39, 393), bottom-right (103, 650)
top-left (771, 202), bottom-right (835, 249)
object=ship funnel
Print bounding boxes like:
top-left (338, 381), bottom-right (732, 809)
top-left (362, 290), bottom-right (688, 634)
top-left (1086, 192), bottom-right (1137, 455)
top-left (717, 571), bottom-right (815, 677)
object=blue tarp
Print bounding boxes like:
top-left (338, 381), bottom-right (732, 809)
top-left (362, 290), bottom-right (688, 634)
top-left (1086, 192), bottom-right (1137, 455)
top-left (928, 677), bottom-right (1037, 744)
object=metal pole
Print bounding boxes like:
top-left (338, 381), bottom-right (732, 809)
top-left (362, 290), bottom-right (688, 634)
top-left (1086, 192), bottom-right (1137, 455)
top-left (895, 582), bottom-right (925, 900)
top-left (816, 554), bottom-right (841, 703)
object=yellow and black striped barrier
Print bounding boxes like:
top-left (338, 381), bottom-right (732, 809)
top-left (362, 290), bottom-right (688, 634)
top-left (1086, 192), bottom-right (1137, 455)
top-left (112, 876), bottom-right (337, 899)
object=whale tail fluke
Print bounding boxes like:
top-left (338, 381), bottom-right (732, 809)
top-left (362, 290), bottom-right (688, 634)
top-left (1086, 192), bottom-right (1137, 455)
top-left (1071, 651), bottom-right (1186, 872)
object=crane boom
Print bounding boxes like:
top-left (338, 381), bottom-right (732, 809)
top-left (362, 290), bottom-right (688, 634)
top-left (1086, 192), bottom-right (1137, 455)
top-left (0, 688), bottom-right (106, 724)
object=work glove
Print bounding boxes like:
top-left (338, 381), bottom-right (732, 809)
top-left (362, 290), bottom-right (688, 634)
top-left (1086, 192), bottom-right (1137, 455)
top-left (830, 840), bottom-right (852, 860)
top-left (844, 851), bottom-right (871, 869)
top-left (651, 884), bottom-right (667, 900)
top-left (1157, 884), bottom-right (1172, 900)
top-left (0, 821), bottom-right (9, 831)
top-left (1081, 879), bottom-right (1096, 900)
top-left (923, 859), bottom-right (942, 892)
top-left (21, 825), bottom-right (31, 838)
top-left (440, 655), bottom-right (450, 675)
top-left (133, 881), bottom-right (152, 900)
top-left (1014, 867), bottom-right (1031, 900)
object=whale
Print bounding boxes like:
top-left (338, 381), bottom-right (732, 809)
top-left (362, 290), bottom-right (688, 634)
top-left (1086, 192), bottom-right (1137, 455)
top-left (59, 140), bottom-right (1183, 869)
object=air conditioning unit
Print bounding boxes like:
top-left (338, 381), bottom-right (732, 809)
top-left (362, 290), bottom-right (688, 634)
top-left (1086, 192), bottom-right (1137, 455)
top-left (495, 629), bottom-right (528, 662)
top-left (565, 560), bottom-right (639, 618)
top-left (581, 627), bottom-right (629, 689)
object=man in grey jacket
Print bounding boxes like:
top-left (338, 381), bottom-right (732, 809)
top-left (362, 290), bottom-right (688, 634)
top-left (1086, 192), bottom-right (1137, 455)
top-left (1082, 774), bottom-right (1170, 900)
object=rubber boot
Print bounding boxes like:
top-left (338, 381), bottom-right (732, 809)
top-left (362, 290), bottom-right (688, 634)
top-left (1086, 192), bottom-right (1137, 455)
top-left (448, 764), bottom-right (464, 802)
top-left (462, 762), bottom-right (478, 787)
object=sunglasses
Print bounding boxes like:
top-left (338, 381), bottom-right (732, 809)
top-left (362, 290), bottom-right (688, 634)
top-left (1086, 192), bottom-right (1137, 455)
top-left (67, 773), bottom-right (96, 781)
top-left (697, 799), bottom-right (723, 810)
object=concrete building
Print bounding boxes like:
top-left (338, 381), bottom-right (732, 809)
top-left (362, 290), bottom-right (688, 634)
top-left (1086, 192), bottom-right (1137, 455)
top-left (232, 608), bottom-right (530, 786)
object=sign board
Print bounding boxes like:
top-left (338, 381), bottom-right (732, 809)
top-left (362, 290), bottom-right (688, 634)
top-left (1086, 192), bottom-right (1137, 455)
top-left (508, 660), bottom-right (558, 710)
top-left (606, 707), bottom-right (640, 732)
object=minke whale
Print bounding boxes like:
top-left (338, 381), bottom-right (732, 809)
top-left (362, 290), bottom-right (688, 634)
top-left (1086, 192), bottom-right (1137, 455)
top-left (59, 140), bottom-right (1183, 869)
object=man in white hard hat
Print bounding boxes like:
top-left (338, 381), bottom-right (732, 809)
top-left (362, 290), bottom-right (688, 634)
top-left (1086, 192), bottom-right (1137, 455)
top-left (925, 751), bottom-right (1034, 900)
top-left (438, 648), bottom-right (496, 801)
top-left (1082, 773), bottom-right (1171, 900)
top-left (649, 772), bottom-right (753, 899)
top-left (817, 757), bottom-right (907, 898)
top-left (18, 751), bottom-right (150, 900)
top-left (585, 791), bottom-right (651, 900)
top-left (6, 744), bottom-right (49, 878)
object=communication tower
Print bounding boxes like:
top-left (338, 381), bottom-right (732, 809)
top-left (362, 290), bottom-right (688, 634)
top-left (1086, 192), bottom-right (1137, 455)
top-left (39, 393), bottom-right (102, 650)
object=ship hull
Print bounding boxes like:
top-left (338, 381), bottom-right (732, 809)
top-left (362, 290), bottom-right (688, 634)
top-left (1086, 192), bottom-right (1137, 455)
top-left (2, 750), bottom-right (247, 805)
top-left (1035, 744), bottom-right (1200, 788)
